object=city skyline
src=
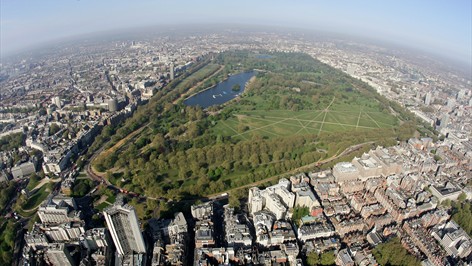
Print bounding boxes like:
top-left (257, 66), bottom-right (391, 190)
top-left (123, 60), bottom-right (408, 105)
top-left (1, 0), bottom-right (471, 66)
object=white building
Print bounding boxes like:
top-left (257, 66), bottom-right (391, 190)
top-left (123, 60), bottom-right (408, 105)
top-left (432, 220), bottom-right (472, 259)
top-left (103, 199), bottom-right (146, 258)
top-left (333, 162), bottom-right (359, 182)
top-left (248, 187), bottom-right (264, 215)
top-left (264, 193), bottom-right (287, 220)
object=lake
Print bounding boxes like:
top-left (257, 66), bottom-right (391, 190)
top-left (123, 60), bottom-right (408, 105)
top-left (184, 71), bottom-right (255, 108)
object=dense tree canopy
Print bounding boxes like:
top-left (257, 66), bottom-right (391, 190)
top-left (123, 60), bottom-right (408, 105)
top-left (0, 132), bottom-right (25, 152)
top-left (306, 251), bottom-right (335, 266)
top-left (0, 220), bottom-right (18, 265)
top-left (451, 200), bottom-right (472, 235)
top-left (0, 182), bottom-right (16, 213)
top-left (372, 237), bottom-right (420, 266)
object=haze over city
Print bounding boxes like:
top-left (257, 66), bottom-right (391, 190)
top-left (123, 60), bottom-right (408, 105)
top-left (1, 0), bottom-right (471, 66)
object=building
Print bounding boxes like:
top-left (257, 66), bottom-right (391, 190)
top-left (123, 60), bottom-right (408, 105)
top-left (191, 202), bottom-right (213, 220)
top-left (45, 243), bottom-right (75, 266)
top-left (168, 212), bottom-right (188, 237)
top-left (248, 187), bottom-right (264, 215)
top-left (432, 220), bottom-right (472, 259)
top-left (42, 222), bottom-right (85, 242)
top-left (170, 63), bottom-right (175, 80)
top-left (195, 221), bottom-right (215, 248)
top-left (11, 161), bottom-right (36, 179)
top-left (37, 195), bottom-right (81, 225)
top-left (403, 220), bottom-right (445, 266)
top-left (336, 248), bottom-right (354, 266)
top-left (103, 198), bottom-right (146, 261)
top-left (430, 182), bottom-right (462, 203)
top-left (25, 225), bottom-right (49, 250)
top-left (53, 96), bottom-right (62, 108)
top-left (369, 147), bottom-right (402, 176)
top-left (352, 153), bottom-right (383, 180)
top-left (81, 228), bottom-right (113, 266)
top-left (425, 92), bottom-right (432, 105)
top-left (295, 186), bottom-right (320, 209)
top-left (333, 162), bottom-right (359, 182)
top-left (108, 98), bottom-right (119, 112)
top-left (224, 207), bottom-right (252, 247)
top-left (298, 222), bottom-right (335, 242)
top-left (264, 193), bottom-right (287, 220)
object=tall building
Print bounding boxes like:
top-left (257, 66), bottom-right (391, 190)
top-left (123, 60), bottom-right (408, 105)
top-left (107, 98), bottom-right (118, 112)
top-left (103, 198), bottom-right (146, 260)
top-left (248, 187), bottom-right (264, 215)
top-left (447, 98), bottom-right (456, 109)
top-left (53, 96), bottom-right (61, 108)
top-left (441, 113), bottom-right (450, 128)
top-left (424, 92), bottom-right (432, 105)
top-left (170, 63), bottom-right (175, 80)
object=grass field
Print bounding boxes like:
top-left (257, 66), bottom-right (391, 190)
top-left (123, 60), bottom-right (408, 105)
top-left (213, 96), bottom-right (398, 140)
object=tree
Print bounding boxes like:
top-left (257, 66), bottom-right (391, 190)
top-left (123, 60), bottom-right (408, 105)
top-left (320, 251), bottom-right (335, 266)
top-left (292, 206), bottom-right (309, 226)
top-left (372, 237), bottom-right (420, 266)
top-left (458, 192), bottom-right (467, 203)
top-left (451, 201), bottom-right (472, 235)
top-left (49, 123), bottom-right (61, 135)
top-left (228, 193), bottom-right (241, 210)
top-left (306, 251), bottom-right (320, 266)
top-left (232, 84), bottom-right (241, 91)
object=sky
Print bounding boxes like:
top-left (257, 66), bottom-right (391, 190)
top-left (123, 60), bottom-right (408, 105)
top-left (1, 0), bottom-right (471, 65)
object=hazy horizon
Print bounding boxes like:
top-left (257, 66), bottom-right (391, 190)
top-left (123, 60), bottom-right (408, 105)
top-left (1, 0), bottom-right (471, 67)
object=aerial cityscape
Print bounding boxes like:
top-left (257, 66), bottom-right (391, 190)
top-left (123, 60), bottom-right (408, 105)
top-left (0, 1), bottom-right (471, 266)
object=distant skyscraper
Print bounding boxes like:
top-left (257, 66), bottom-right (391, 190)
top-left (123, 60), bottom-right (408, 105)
top-left (447, 98), bottom-right (456, 109)
top-left (424, 92), bottom-right (432, 105)
top-left (170, 63), bottom-right (175, 80)
top-left (441, 114), bottom-right (450, 128)
top-left (53, 96), bottom-right (61, 108)
top-left (103, 197), bottom-right (146, 258)
top-left (108, 98), bottom-right (118, 112)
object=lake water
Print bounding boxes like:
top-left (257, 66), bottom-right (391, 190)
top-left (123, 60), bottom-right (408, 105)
top-left (184, 71), bottom-right (255, 108)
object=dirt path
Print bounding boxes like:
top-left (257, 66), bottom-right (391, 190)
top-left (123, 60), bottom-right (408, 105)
top-left (98, 126), bottom-right (147, 161)
top-left (32, 178), bottom-right (60, 191)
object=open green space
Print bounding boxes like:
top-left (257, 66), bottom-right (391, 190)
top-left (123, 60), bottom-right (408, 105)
top-left (90, 51), bottom-right (423, 200)
top-left (14, 182), bottom-right (54, 217)
top-left (26, 174), bottom-right (42, 191)
top-left (212, 105), bottom-right (397, 140)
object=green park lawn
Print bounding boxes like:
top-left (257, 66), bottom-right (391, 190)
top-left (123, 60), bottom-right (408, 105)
top-left (212, 99), bottom-right (397, 140)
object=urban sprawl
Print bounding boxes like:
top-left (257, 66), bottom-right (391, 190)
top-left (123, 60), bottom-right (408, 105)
top-left (0, 29), bottom-right (471, 266)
